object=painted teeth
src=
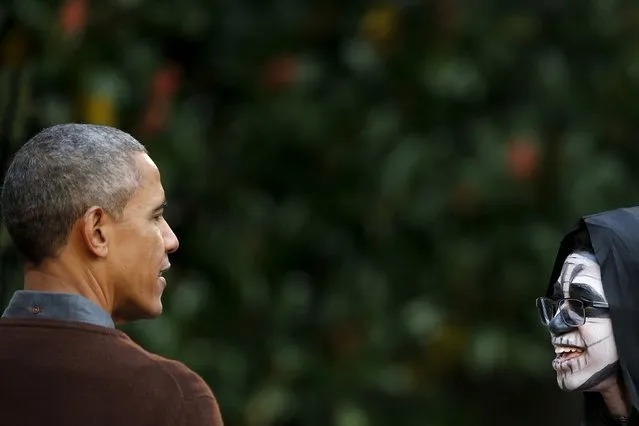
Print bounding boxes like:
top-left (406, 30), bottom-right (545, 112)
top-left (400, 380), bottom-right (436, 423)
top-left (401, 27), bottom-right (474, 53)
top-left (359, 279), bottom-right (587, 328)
top-left (554, 347), bottom-right (584, 354)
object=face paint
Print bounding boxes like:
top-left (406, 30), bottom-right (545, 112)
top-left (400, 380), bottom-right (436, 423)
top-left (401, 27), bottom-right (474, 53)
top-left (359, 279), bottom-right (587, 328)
top-left (547, 252), bottom-right (619, 392)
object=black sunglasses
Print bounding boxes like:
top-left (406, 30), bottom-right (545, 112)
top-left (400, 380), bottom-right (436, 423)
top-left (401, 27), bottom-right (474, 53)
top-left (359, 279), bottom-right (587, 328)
top-left (536, 297), bottom-right (610, 327)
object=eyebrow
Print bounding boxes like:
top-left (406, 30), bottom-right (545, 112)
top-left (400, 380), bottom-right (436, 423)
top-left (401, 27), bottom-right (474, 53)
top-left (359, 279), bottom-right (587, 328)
top-left (560, 262), bottom-right (584, 285)
top-left (552, 282), bottom-right (562, 299)
top-left (568, 282), bottom-right (606, 303)
top-left (552, 261), bottom-right (580, 298)
top-left (152, 200), bottom-right (167, 214)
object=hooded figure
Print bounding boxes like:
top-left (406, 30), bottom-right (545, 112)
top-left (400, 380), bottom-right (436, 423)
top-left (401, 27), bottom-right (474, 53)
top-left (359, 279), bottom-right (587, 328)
top-left (538, 206), bottom-right (639, 426)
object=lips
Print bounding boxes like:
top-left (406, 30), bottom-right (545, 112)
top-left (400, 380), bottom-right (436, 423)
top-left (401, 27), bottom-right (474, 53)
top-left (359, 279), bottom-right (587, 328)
top-left (550, 337), bottom-right (586, 371)
top-left (159, 264), bottom-right (171, 277)
top-left (554, 345), bottom-right (584, 361)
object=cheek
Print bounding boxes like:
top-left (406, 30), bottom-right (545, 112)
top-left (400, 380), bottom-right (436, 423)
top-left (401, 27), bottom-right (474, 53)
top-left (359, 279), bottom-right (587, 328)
top-left (580, 320), bottom-right (618, 358)
top-left (145, 227), bottom-right (166, 267)
top-left (581, 319), bottom-right (613, 339)
top-left (136, 224), bottom-right (164, 253)
top-left (115, 227), bottom-right (162, 269)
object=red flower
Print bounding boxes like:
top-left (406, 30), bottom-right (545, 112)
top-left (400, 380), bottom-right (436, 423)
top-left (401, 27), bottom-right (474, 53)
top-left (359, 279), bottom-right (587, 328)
top-left (60, 0), bottom-right (87, 37)
top-left (151, 64), bottom-right (181, 98)
top-left (139, 64), bottom-right (182, 137)
top-left (507, 138), bottom-right (540, 181)
top-left (263, 55), bottom-right (297, 90)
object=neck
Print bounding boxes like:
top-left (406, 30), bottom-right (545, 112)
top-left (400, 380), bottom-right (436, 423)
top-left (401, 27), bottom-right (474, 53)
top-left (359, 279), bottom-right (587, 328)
top-left (23, 259), bottom-right (113, 316)
top-left (600, 376), bottom-right (630, 419)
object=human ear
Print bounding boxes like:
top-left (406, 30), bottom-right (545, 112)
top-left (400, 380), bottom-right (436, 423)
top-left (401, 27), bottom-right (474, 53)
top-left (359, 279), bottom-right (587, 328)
top-left (81, 206), bottom-right (110, 258)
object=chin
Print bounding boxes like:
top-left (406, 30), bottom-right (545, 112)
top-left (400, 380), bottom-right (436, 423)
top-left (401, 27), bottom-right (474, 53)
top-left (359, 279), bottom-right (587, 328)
top-left (113, 299), bottom-right (163, 322)
top-left (140, 301), bottom-right (163, 319)
top-left (557, 375), bottom-right (584, 392)
top-left (151, 303), bottom-right (163, 317)
top-left (553, 350), bottom-right (590, 391)
top-left (557, 375), bottom-right (612, 393)
top-left (555, 362), bottom-right (620, 392)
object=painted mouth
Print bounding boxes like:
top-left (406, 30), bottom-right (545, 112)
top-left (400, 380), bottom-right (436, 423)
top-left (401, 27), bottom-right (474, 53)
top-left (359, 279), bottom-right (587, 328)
top-left (554, 345), bottom-right (584, 361)
top-left (552, 344), bottom-right (586, 371)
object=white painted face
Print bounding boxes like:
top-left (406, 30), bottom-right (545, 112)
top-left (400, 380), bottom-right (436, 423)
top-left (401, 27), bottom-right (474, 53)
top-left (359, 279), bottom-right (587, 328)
top-left (548, 252), bottom-right (619, 392)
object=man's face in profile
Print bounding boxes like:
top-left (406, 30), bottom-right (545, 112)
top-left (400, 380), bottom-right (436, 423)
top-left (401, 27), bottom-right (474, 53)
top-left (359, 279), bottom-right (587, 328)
top-left (541, 252), bottom-right (619, 392)
top-left (107, 153), bottom-right (179, 322)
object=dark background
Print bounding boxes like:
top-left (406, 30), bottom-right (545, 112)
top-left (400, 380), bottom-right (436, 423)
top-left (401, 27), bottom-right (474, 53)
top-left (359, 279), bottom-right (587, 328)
top-left (3, 0), bottom-right (638, 424)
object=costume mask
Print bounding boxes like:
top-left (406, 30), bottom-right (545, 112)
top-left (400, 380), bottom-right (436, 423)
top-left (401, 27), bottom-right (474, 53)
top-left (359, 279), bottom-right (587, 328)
top-left (540, 207), bottom-right (639, 425)
top-left (538, 251), bottom-right (618, 392)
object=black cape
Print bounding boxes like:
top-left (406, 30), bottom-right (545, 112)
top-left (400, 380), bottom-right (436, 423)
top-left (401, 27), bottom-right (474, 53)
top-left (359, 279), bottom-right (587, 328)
top-left (546, 206), bottom-right (639, 425)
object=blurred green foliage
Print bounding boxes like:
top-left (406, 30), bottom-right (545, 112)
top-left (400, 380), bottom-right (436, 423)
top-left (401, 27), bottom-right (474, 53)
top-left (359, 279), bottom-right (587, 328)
top-left (4, 0), bottom-right (639, 425)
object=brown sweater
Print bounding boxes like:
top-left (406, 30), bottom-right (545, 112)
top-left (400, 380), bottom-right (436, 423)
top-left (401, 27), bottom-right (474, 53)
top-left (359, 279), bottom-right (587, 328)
top-left (0, 318), bottom-right (223, 426)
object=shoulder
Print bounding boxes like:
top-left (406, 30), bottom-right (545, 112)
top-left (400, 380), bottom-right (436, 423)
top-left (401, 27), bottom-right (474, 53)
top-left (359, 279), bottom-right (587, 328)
top-left (150, 355), bottom-right (214, 399)
top-left (124, 342), bottom-right (224, 424)
top-left (116, 336), bottom-right (211, 397)
top-left (149, 356), bottom-right (224, 425)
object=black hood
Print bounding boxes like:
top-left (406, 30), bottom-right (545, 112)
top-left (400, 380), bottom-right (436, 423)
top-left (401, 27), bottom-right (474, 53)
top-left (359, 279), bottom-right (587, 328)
top-left (546, 206), bottom-right (639, 424)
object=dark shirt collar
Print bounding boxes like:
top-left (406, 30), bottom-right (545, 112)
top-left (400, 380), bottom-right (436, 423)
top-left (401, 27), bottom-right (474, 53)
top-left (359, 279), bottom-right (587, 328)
top-left (1, 290), bottom-right (115, 328)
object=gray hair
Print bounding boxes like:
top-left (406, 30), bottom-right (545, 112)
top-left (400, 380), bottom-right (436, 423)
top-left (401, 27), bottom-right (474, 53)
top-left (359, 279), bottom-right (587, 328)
top-left (1, 123), bottom-right (148, 265)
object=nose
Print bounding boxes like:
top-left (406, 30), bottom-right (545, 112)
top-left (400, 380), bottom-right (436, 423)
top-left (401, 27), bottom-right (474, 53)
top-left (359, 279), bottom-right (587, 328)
top-left (163, 222), bottom-right (180, 254)
top-left (548, 310), bottom-right (577, 335)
